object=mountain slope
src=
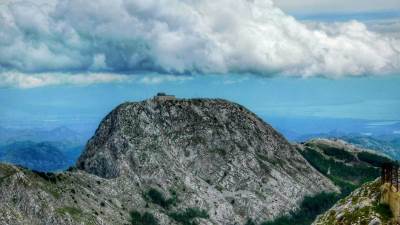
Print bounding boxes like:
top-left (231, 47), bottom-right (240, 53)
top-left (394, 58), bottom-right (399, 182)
top-left (0, 98), bottom-right (337, 225)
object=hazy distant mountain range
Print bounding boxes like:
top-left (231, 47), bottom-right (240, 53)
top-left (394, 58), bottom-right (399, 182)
top-left (0, 126), bottom-right (89, 146)
top-left (263, 116), bottom-right (400, 140)
top-left (0, 141), bottom-right (80, 172)
top-left (0, 126), bottom-right (86, 171)
top-left (264, 116), bottom-right (400, 160)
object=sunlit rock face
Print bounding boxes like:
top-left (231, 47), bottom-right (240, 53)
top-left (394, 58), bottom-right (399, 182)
top-left (77, 98), bottom-right (337, 224)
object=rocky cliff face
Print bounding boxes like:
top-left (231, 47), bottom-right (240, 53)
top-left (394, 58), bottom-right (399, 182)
top-left (0, 98), bottom-right (337, 225)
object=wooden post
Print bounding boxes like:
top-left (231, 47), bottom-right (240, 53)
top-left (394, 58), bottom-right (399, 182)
top-left (396, 165), bottom-right (399, 192)
top-left (389, 165), bottom-right (393, 188)
top-left (382, 165), bottom-right (385, 184)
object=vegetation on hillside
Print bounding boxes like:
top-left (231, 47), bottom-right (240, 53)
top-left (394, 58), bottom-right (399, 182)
top-left (169, 208), bottom-right (209, 225)
top-left (260, 192), bottom-right (339, 225)
top-left (133, 188), bottom-right (208, 225)
top-left (144, 188), bottom-right (177, 209)
top-left (316, 143), bottom-right (356, 162)
top-left (130, 211), bottom-right (159, 225)
top-left (357, 151), bottom-right (394, 167)
top-left (301, 146), bottom-right (378, 196)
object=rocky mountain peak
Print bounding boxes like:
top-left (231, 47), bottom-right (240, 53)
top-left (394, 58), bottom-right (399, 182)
top-left (77, 98), bottom-right (298, 178)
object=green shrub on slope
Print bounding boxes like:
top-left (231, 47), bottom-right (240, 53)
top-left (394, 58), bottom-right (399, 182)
top-left (357, 151), bottom-right (393, 167)
top-left (260, 192), bottom-right (338, 225)
top-left (145, 188), bottom-right (177, 209)
top-left (130, 210), bottom-right (159, 225)
top-left (169, 208), bottom-right (209, 225)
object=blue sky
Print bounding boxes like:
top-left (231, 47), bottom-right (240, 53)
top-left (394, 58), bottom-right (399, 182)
top-left (293, 10), bottom-right (400, 22)
top-left (273, 0), bottom-right (400, 14)
top-left (0, 0), bottom-right (399, 134)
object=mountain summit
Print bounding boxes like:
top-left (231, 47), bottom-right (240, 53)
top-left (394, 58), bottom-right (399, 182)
top-left (1, 97), bottom-right (336, 225)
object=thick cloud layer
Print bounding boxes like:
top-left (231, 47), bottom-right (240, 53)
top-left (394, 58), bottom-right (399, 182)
top-left (0, 0), bottom-right (399, 78)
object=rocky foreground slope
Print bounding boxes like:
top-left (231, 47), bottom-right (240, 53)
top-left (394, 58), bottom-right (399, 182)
top-left (0, 98), bottom-right (337, 225)
top-left (313, 180), bottom-right (395, 225)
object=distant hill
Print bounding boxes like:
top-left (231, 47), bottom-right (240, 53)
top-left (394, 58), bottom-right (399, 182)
top-left (297, 139), bottom-right (393, 196)
top-left (0, 126), bottom-right (88, 146)
top-left (296, 135), bottom-right (400, 160)
top-left (263, 116), bottom-right (400, 160)
top-left (0, 141), bottom-right (77, 172)
top-left (263, 116), bottom-right (400, 142)
top-left (340, 136), bottom-right (400, 160)
top-left (0, 126), bottom-right (87, 171)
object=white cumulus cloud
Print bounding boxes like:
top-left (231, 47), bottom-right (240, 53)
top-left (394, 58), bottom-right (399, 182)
top-left (0, 0), bottom-right (399, 81)
top-left (139, 75), bottom-right (192, 85)
top-left (0, 72), bottom-right (130, 88)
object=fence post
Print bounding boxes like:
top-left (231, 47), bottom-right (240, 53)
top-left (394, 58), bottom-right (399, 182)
top-left (396, 165), bottom-right (399, 192)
